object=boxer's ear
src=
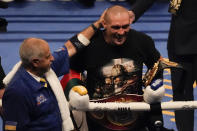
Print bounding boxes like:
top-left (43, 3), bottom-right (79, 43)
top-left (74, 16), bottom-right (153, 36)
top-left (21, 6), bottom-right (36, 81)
top-left (102, 20), bottom-right (107, 29)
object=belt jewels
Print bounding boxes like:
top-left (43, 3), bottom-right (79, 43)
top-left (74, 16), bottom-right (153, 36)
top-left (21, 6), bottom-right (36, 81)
top-left (168, 0), bottom-right (182, 15)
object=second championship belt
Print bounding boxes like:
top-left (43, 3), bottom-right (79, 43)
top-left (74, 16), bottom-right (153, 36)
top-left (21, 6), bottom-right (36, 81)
top-left (168, 0), bottom-right (182, 15)
top-left (142, 58), bottom-right (183, 87)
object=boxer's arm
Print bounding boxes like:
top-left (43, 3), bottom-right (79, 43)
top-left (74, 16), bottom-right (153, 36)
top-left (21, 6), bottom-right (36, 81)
top-left (129, 0), bottom-right (156, 23)
top-left (64, 9), bottom-right (106, 57)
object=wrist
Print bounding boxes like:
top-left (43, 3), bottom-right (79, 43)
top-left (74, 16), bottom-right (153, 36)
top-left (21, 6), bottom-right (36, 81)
top-left (93, 20), bottom-right (101, 29)
top-left (69, 34), bottom-right (90, 52)
top-left (91, 24), bottom-right (98, 32)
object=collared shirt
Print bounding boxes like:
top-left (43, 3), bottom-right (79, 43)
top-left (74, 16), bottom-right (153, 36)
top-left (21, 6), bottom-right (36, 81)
top-left (27, 71), bottom-right (41, 82)
top-left (3, 46), bottom-right (69, 131)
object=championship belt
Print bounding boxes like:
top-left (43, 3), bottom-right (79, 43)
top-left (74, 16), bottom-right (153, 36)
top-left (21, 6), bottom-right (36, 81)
top-left (88, 94), bottom-right (146, 130)
top-left (142, 58), bottom-right (182, 87)
top-left (168, 0), bottom-right (182, 15)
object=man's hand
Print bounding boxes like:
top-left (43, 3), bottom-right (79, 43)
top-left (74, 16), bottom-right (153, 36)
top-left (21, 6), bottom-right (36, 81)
top-left (143, 79), bottom-right (165, 104)
top-left (94, 9), bottom-right (107, 29)
top-left (128, 10), bottom-right (135, 23)
top-left (69, 86), bottom-right (89, 110)
top-left (0, 88), bottom-right (5, 99)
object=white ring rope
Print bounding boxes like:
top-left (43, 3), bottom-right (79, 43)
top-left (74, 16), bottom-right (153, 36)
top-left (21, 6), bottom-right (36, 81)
top-left (71, 101), bottom-right (197, 111)
top-left (1, 99), bottom-right (197, 111)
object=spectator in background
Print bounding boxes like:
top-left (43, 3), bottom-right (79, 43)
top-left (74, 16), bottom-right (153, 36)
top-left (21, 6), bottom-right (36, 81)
top-left (129, 0), bottom-right (197, 131)
top-left (0, 1), bottom-right (8, 8)
top-left (0, 56), bottom-right (5, 98)
top-left (0, 56), bottom-right (5, 116)
top-left (0, 18), bottom-right (7, 32)
top-left (0, 1), bottom-right (8, 32)
top-left (77, 0), bottom-right (95, 7)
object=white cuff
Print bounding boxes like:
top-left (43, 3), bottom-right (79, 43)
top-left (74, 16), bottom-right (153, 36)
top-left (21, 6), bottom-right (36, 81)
top-left (77, 34), bottom-right (90, 46)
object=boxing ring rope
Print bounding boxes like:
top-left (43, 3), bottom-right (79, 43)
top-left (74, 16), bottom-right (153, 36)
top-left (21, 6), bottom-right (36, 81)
top-left (71, 101), bottom-right (197, 111)
top-left (1, 99), bottom-right (197, 111)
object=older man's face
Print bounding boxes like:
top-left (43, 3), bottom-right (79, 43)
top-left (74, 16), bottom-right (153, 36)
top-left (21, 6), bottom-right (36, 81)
top-left (105, 12), bottom-right (130, 45)
top-left (36, 44), bottom-right (54, 76)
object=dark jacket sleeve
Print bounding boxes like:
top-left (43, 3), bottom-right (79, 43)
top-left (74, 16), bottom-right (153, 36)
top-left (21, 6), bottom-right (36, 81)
top-left (51, 46), bottom-right (70, 77)
top-left (130, 0), bottom-right (157, 22)
top-left (3, 86), bottom-right (30, 131)
top-left (0, 56), bottom-right (5, 89)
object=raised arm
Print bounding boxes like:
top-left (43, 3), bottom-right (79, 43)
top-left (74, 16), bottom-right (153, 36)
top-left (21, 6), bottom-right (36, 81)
top-left (64, 9), bottom-right (107, 57)
top-left (61, 9), bottom-right (107, 111)
top-left (129, 0), bottom-right (157, 23)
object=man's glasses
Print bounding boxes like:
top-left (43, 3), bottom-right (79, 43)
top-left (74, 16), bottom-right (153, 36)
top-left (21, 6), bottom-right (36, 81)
top-left (111, 24), bottom-right (130, 30)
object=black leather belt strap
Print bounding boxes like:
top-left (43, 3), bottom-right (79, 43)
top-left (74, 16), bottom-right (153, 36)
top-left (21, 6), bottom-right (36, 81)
top-left (149, 103), bottom-right (164, 131)
top-left (70, 111), bottom-right (83, 131)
